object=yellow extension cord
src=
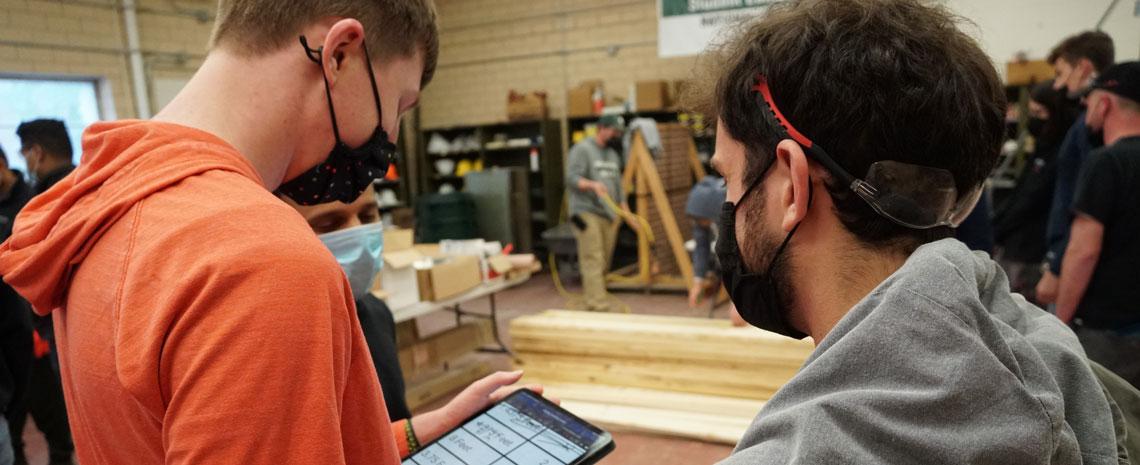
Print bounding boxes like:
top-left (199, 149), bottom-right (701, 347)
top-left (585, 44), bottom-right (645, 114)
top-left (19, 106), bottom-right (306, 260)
top-left (549, 193), bottom-right (654, 302)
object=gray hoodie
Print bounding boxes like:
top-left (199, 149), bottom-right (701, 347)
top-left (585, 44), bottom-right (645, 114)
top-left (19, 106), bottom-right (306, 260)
top-left (721, 239), bottom-right (1125, 465)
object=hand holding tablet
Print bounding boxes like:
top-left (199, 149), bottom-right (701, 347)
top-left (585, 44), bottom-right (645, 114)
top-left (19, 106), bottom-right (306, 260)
top-left (403, 389), bottom-right (615, 465)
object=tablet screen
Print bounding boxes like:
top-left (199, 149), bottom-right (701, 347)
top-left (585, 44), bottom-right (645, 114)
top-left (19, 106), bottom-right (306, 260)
top-left (403, 391), bottom-right (602, 465)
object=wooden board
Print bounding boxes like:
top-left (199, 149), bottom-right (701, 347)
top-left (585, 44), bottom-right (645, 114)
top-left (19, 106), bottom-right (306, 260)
top-left (630, 133), bottom-right (694, 286)
top-left (608, 128), bottom-right (701, 290)
top-left (405, 358), bottom-right (492, 411)
top-left (522, 381), bottom-right (762, 445)
top-left (526, 380), bottom-right (766, 418)
top-left (399, 320), bottom-right (490, 380)
top-left (510, 310), bottom-right (813, 401)
top-left (511, 310), bottom-right (814, 365)
top-left (516, 353), bottom-right (793, 400)
top-left (561, 401), bottom-right (748, 445)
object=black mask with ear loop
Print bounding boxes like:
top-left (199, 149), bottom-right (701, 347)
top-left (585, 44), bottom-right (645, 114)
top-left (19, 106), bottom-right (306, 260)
top-left (716, 74), bottom-right (984, 338)
top-left (715, 175), bottom-right (812, 339)
top-left (276, 36), bottom-right (397, 205)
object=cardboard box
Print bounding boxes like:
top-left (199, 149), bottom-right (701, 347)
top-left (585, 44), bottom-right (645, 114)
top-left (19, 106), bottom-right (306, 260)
top-left (507, 90), bottom-right (548, 121)
top-left (413, 243), bottom-right (444, 259)
top-left (385, 228), bottom-right (414, 251)
top-left (568, 80), bottom-right (604, 118)
top-left (374, 228), bottom-right (421, 310)
top-left (1006, 60), bottom-right (1055, 86)
top-left (636, 80), bottom-right (670, 111)
top-left (416, 255), bottom-right (483, 301)
top-left (568, 86), bottom-right (594, 118)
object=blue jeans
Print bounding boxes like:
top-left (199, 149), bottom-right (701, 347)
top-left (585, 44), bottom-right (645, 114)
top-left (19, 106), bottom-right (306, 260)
top-left (0, 416), bottom-right (14, 465)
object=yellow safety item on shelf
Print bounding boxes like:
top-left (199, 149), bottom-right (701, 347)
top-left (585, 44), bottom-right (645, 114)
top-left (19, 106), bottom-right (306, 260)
top-left (455, 159), bottom-right (474, 177)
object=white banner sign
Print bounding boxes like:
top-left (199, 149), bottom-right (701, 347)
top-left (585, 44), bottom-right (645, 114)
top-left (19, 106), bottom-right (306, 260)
top-left (658, 0), bottom-right (781, 58)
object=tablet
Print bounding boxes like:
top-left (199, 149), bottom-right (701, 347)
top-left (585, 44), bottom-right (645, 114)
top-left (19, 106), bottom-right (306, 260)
top-left (402, 389), bottom-right (614, 465)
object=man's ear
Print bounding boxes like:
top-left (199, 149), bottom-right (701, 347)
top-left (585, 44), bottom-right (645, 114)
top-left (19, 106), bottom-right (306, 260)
top-left (775, 139), bottom-right (811, 232)
top-left (1078, 58), bottom-right (1096, 79)
top-left (321, 18), bottom-right (366, 85)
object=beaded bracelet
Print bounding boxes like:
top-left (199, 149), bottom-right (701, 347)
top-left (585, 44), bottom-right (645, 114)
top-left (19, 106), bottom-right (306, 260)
top-left (405, 420), bottom-right (421, 454)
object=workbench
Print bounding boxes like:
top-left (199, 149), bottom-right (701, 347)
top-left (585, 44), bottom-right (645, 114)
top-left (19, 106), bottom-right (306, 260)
top-left (385, 272), bottom-right (532, 354)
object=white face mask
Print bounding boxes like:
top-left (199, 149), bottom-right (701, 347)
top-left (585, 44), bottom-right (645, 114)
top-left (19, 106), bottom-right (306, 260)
top-left (24, 150), bottom-right (39, 185)
top-left (318, 222), bottom-right (384, 300)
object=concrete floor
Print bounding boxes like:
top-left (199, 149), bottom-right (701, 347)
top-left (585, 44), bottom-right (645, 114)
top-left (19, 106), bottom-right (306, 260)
top-left (22, 272), bottom-right (740, 465)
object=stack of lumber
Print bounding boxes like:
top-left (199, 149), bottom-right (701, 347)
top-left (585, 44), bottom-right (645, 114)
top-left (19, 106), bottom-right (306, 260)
top-left (399, 319), bottom-right (493, 410)
top-left (511, 310), bottom-right (814, 444)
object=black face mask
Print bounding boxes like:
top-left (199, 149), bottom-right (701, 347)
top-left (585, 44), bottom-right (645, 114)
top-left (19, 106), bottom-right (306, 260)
top-left (1027, 117), bottom-right (1047, 138)
top-left (277, 36), bottom-right (396, 206)
top-left (605, 135), bottom-right (623, 152)
top-left (1004, 121), bottom-right (1019, 140)
top-left (1086, 125), bottom-right (1105, 149)
top-left (714, 177), bottom-right (808, 339)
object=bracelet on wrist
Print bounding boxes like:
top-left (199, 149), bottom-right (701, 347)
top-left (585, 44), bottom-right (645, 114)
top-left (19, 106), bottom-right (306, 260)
top-left (405, 420), bottom-right (421, 454)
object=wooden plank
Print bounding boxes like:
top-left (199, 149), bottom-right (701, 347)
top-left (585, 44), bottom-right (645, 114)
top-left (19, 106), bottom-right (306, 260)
top-left (533, 309), bottom-right (731, 327)
top-left (405, 359), bottom-right (492, 411)
top-left (621, 137), bottom-right (640, 198)
top-left (635, 149), bottom-right (652, 283)
top-left (511, 335), bottom-right (807, 369)
top-left (687, 136), bottom-right (707, 180)
top-left (631, 134), bottom-right (695, 287)
top-left (514, 354), bottom-right (794, 400)
top-left (559, 400), bottom-right (748, 445)
top-left (519, 310), bottom-right (811, 351)
top-left (399, 320), bottom-right (490, 380)
top-left (524, 380), bottom-right (766, 418)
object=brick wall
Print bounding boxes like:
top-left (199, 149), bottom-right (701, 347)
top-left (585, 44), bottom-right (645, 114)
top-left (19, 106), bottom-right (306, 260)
top-left (0, 0), bottom-right (214, 119)
top-left (419, 0), bottom-right (699, 129)
top-left (3, 0), bottom-right (1137, 127)
top-left (420, 0), bottom-right (1140, 129)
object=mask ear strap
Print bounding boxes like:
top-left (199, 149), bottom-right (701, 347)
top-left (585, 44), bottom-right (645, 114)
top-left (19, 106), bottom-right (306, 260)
top-left (300, 36), bottom-right (343, 144)
top-left (360, 41), bottom-right (385, 128)
top-left (766, 178), bottom-right (812, 274)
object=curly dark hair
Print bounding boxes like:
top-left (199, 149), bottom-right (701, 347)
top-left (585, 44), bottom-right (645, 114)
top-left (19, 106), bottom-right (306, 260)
top-left (690, 0), bottom-right (1005, 250)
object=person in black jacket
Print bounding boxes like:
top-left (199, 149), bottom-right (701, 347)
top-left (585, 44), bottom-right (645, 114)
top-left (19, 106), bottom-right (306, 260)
top-left (994, 81), bottom-right (1080, 301)
top-left (0, 146), bottom-right (33, 465)
top-left (9, 120), bottom-right (76, 465)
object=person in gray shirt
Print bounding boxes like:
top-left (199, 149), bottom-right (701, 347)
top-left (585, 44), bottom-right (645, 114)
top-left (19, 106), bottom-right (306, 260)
top-left (565, 115), bottom-right (633, 312)
top-left (701, 0), bottom-right (1131, 463)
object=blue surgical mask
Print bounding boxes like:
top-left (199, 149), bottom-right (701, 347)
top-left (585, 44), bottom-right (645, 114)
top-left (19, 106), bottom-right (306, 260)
top-left (319, 222), bottom-right (384, 299)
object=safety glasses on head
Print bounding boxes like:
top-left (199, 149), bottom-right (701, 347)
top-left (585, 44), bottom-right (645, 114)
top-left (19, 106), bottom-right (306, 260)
top-left (751, 74), bottom-right (981, 229)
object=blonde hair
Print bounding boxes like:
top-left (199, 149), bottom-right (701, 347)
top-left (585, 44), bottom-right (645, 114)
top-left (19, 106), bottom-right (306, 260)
top-left (210, 0), bottom-right (438, 85)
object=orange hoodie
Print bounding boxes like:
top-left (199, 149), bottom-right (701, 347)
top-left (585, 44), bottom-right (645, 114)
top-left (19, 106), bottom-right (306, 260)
top-left (0, 120), bottom-right (400, 464)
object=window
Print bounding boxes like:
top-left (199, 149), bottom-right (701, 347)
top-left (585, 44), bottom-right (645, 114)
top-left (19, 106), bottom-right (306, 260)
top-left (0, 76), bottom-right (104, 174)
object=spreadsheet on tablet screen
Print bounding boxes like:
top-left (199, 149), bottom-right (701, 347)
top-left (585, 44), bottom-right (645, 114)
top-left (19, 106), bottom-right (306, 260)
top-left (403, 392), bottom-right (600, 465)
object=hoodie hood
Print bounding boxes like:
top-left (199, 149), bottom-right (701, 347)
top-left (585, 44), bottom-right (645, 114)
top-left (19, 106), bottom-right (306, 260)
top-left (0, 120), bottom-right (262, 315)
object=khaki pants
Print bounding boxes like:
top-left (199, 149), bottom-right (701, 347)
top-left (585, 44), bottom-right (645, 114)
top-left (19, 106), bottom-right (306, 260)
top-left (573, 211), bottom-right (619, 312)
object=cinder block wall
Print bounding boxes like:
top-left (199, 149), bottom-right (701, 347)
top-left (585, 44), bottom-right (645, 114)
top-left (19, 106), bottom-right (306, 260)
top-left (419, 0), bottom-right (700, 129)
top-left (4, 0), bottom-right (1137, 128)
top-left (0, 0), bottom-right (214, 119)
